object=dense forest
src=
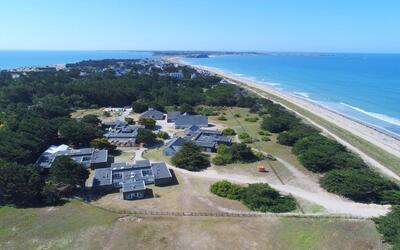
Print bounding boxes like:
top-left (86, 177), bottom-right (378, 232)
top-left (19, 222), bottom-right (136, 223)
top-left (0, 61), bottom-right (254, 206)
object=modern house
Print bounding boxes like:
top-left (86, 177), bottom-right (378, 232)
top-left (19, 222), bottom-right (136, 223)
top-left (186, 129), bottom-right (231, 152)
top-left (92, 160), bottom-right (173, 200)
top-left (167, 111), bottom-right (181, 123)
top-left (103, 121), bottom-right (144, 146)
top-left (163, 137), bottom-right (187, 156)
top-left (37, 145), bottom-right (110, 170)
top-left (174, 113), bottom-right (208, 128)
top-left (163, 128), bottom-right (231, 155)
top-left (139, 108), bottom-right (165, 120)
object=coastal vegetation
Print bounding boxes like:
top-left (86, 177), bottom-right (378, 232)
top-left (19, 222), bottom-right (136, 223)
top-left (373, 206), bottom-right (400, 249)
top-left (210, 181), bottom-right (296, 213)
top-left (171, 141), bottom-right (210, 171)
top-left (212, 143), bottom-right (260, 165)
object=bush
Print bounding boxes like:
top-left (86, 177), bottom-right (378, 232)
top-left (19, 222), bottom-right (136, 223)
top-left (156, 131), bottom-right (170, 140)
top-left (293, 135), bottom-right (366, 172)
top-left (132, 102), bottom-right (148, 113)
top-left (81, 114), bottom-right (101, 125)
top-left (210, 181), bottom-right (296, 213)
top-left (171, 141), bottom-right (210, 171)
top-left (103, 111), bottom-right (111, 117)
top-left (214, 143), bottom-right (259, 165)
top-left (244, 117), bottom-right (259, 122)
top-left (277, 124), bottom-right (319, 146)
top-left (261, 136), bottom-right (270, 141)
top-left (241, 183), bottom-right (297, 213)
top-left (222, 128), bottom-right (236, 136)
top-left (212, 155), bottom-right (226, 165)
top-left (261, 112), bottom-right (299, 133)
top-left (210, 180), bottom-right (245, 200)
top-left (124, 117), bottom-right (135, 125)
top-left (239, 132), bottom-right (254, 143)
top-left (136, 128), bottom-right (158, 146)
top-left (320, 168), bottom-right (400, 204)
top-left (90, 138), bottom-right (117, 152)
top-left (195, 106), bottom-right (221, 116)
top-left (138, 117), bottom-right (156, 129)
top-left (218, 115), bottom-right (227, 121)
top-left (373, 206), bottom-right (400, 249)
top-left (234, 113), bottom-right (241, 118)
top-left (258, 131), bottom-right (265, 135)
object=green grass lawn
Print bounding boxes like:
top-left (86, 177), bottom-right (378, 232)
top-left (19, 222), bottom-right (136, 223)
top-left (0, 200), bottom-right (119, 249)
top-left (0, 200), bottom-right (385, 249)
top-left (210, 107), bottom-right (310, 173)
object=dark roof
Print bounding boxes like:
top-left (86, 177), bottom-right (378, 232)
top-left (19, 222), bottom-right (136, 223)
top-left (175, 115), bottom-right (208, 127)
top-left (91, 150), bottom-right (108, 164)
top-left (165, 137), bottom-right (187, 149)
top-left (167, 111), bottom-right (181, 121)
top-left (151, 162), bottom-right (172, 179)
top-left (140, 108), bottom-right (164, 119)
top-left (92, 168), bottom-right (112, 187)
top-left (122, 180), bottom-right (146, 193)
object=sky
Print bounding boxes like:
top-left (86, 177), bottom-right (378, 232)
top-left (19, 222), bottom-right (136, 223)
top-left (0, 0), bottom-right (399, 53)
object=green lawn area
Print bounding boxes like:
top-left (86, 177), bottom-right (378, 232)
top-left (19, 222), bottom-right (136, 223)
top-left (0, 200), bottom-right (385, 249)
top-left (70, 108), bottom-right (105, 119)
top-left (0, 200), bottom-right (119, 249)
top-left (209, 107), bottom-right (310, 173)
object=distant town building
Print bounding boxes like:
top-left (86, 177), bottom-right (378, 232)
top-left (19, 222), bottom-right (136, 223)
top-left (163, 137), bottom-right (187, 156)
top-left (169, 71), bottom-right (184, 79)
top-left (92, 160), bottom-right (173, 200)
top-left (36, 145), bottom-right (110, 170)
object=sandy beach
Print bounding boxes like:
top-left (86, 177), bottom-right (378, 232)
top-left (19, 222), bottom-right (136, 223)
top-left (168, 57), bottom-right (400, 180)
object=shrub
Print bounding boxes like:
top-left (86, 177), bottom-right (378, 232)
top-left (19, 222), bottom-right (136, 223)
top-left (171, 141), bottom-right (210, 171)
top-left (239, 132), bottom-right (254, 143)
top-left (138, 117), bottom-right (156, 129)
top-left (136, 129), bottom-right (158, 146)
top-left (293, 135), bottom-right (365, 172)
top-left (210, 181), bottom-right (296, 213)
top-left (244, 117), bottom-right (259, 122)
top-left (212, 155), bottom-right (226, 165)
top-left (320, 168), bottom-right (400, 204)
top-left (90, 138), bottom-right (117, 152)
top-left (261, 136), bottom-right (270, 142)
top-left (156, 131), bottom-right (170, 140)
top-left (258, 131), bottom-right (265, 135)
top-left (103, 111), bottom-right (111, 117)
top-left (373, 206), bottom-right (400, 249)
top-left (214, 143), bottom-right (259, 165)
top-left (241, 183), bottom-right (297, 213)
top-left (218, 115), bottom-right (227, 121)
top-left (234, 113), bottom-right (241, 118)
top-left (277, 124), bottom-right (319, 146)
top-left (210, 180), bottom-right (245, 200)
top-left (261, 112), bottom-right (299, 133)
top-left (222, 128), bottom-right (236, 136)
top-left (124, 117), bottom-right (135, 125)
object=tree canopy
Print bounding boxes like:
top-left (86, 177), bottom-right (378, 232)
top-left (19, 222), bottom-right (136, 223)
top-left (171, 141), bottom-right (210, 171)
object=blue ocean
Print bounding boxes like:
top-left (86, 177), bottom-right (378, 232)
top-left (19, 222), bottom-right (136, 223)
top-left (183, 53), bottom-right (400, 136)
top-left (0, 50), bottom-right (152, 70)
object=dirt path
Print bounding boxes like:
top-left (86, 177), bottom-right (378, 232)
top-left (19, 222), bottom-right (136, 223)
top-left (165, 164), bottom-right (389, 218)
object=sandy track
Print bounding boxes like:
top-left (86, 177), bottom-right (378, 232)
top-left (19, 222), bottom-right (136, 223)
top-left (166, 163), bottom-right (389, 218)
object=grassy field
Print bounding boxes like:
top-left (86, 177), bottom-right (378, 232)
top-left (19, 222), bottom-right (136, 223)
top-left (0, 200), bottom-right (385, 249)
top-left (238, 82), bottom-right (400, 176)
top-left (70, 108), bottom-right (105, 119)
top-left (209, 107), bottom-right (314, 177)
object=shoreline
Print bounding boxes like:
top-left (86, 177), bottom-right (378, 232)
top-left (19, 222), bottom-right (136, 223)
top-left (167, 56), bottom-right (400, 180)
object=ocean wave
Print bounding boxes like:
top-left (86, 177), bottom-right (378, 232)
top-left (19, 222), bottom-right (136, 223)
top-left (293, 92), bottom-right (310, 98)
top-left (340, 102), bottom-right (400, 126)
